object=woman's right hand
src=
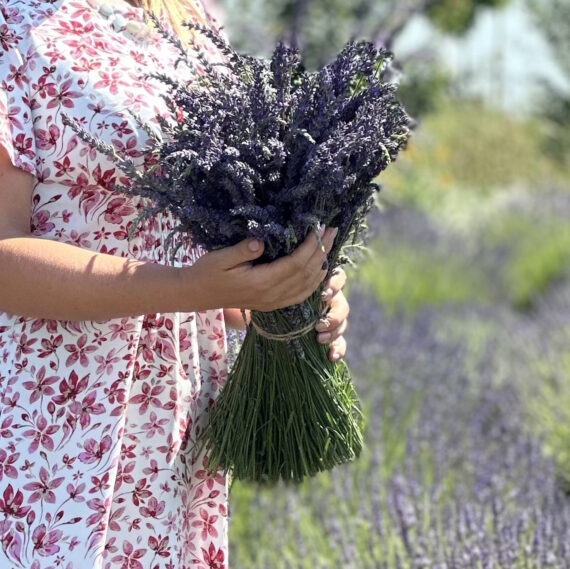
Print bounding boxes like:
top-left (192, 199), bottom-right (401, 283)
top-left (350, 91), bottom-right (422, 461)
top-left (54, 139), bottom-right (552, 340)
top-left (186, 226), bottom-right (339, 312)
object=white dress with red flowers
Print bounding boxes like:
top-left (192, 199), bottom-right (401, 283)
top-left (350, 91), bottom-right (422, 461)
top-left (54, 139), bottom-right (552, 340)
top-left (0, 1), bottom-right (231, 568)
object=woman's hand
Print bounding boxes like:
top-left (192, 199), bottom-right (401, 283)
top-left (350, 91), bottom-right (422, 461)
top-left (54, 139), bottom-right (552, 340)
top-left (315, 268), bottom-right (349, 362)
top-left (223, 266), bottom-right (350, 363)
top-left (186, 226), bottom-right (338, 313)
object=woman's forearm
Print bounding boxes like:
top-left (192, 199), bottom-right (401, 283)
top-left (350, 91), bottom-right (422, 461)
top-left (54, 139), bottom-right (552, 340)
top-left (0, 233), bottom-right (191, 321)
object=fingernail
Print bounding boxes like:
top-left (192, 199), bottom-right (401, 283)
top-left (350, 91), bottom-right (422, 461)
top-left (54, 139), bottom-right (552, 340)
top-left (318, 332), bottom-right (331, 343)
top-left (248, 239), bottom-right (261, 251)
top-left (319, 224), bottom-right (326, 236)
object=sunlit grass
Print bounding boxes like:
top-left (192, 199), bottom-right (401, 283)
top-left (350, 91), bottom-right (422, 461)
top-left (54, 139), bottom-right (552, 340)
top-left (382, 101), bottom-right (570, 203)
top-left (484, 215), bottom-right (570, 309)
top-left (359, 241), bottom-right (493, 315)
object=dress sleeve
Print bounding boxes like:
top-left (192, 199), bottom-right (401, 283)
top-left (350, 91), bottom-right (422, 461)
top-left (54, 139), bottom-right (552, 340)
top-left (0, 26), bottom-right (37, 177)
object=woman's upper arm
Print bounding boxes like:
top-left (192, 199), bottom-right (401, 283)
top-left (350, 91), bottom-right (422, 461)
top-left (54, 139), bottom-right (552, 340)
top-left (0, 14), bottom-right (35, 238)
top-left (0, 146), bottom-right (33, 237)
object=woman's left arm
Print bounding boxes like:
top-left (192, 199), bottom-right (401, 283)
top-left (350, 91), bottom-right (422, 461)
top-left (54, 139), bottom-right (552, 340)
top-left (223, 268), bottom-right (349, 362)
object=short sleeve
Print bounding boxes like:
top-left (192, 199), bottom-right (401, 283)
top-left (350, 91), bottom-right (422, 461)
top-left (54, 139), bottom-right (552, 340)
top-left (0, 21), bottom-right (37, 177)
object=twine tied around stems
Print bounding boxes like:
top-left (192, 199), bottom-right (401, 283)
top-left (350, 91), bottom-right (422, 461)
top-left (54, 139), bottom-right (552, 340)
top-left (240, 307), bottom-right (329, 342)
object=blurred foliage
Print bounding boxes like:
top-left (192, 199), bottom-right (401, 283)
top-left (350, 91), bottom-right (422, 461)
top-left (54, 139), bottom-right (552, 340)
top-left (220, 0), bottom-right (511, 121)
top-left (220, 0), bottom-right (511, 68)
top-left (528, 0), bottom-right (570, 75)
top-left (528, 0), bottom-right (570, 169)
top-left (538, 88), bottom-right (570, 169)
top-left (382, 101), bottom-right (568, 199)
top-left (519, 320), bottom-right (570, 490)
top-left (395, 59), bottom-right (452, 118)
top-left (359, 241), bottom-right (492, 315)
top-left (484, 216), bottom-right (570, 309)
top-left (428, 0), bottom-right (509, 35)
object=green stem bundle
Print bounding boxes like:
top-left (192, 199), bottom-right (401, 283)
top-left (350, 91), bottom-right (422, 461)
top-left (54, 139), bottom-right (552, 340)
top-left (196, 292), bottom-right (364, 485)
top-left (196, 223), bottom-right (367, 486)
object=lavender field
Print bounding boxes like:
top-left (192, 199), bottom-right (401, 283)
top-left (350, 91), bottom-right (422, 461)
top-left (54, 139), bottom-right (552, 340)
top-left (226, 102), bottom-right (570, 568)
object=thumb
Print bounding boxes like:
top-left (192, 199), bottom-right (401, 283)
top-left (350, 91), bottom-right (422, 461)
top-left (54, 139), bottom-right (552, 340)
top-left (219, 238), bottom-right (265, 269)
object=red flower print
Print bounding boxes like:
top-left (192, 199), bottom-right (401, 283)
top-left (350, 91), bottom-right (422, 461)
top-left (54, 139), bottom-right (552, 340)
top-left (15, 332), bottom-right (37, 361)
top-left (0, 2), bottom-right (230, 564)
top-left (66, 482), bottom-right (86, 502)
top-left (201, 542), bottom-right (225, 569)
top-left (131, 478), bottom-right (152, 507)
top-left (139, 496), bottom-right (165, 518)
top-left (22, 466), bottom-right (64, 504)
top-left (52, 369), bottom-right (89, 405)
top-left (93, 347), bottom-right (120, 375)
top-left (78, 435), bottom-right (112, 464)
top-left (114, 461), bottom-right (135, 490)
top-left (85, 496), bottom-right (111, 527)
top-left (45, 77), bottom-right (82, 109)
top-left (64, 333), bottom-right (97, 367)
top-left (208, 367), bottom-right (228, 392)
top-left (35, 123), bottom-right (60, 151)
top-left (148, 534), bottom-right (170, 558)
top-left (66, 228), bottom-right (91, 248)
top-left (93, 70), bottom-right (129, 96)
top-left (0, 449), bottom-right (18, 481)
top-left (31, 524), bottom-right (62, 557)
top-left (37, 334), bottom-right (63, 358)
top-left (111, 119), bottom-right (133, 138)
top-left (141, 411), bottom-right (168, 438)
top-left (30, 209), bottom-right (56, 235)
top-left (129, 381), bottom-right (165, 415)
top-left (192, 508), bottom-right (219, 541)
top-left (156, 433), bottom-right (180, 463)
top-left (0, 485), bottom-right (31, 519)
top-left (69, 390), bottom-right (105, 428)
top-left (22, 365), bottom-right (59, 403)
top-left (22, 414), bottom-right (59, 453)
top-left (54, 19), bottom-right (95, 37)
top-left (208, 327), bottom-right (225, 350)
top-left (111, 541), bottom-right (146, 569)
top-left (142, 459), bottom-right (160, 483)
top-left (108, 318), bottom-right (137, 341)
top-left (6, 62), bottom-right (26, 90)
top-left (92, 164), bottom-right (117, 192)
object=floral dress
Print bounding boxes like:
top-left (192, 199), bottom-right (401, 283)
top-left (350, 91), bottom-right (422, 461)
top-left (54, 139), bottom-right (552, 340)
top-left (0, 1), bottom-right (232, 568)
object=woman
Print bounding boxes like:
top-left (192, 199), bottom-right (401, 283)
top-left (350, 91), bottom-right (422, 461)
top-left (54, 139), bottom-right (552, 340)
top-left (0, 0), bottom-right (350, 567)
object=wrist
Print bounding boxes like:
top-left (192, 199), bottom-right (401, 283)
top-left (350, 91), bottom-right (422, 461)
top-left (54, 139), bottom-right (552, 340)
top-left (177, 263), bottom-right (212, 312)
top-left (224, 308), bottom-right (250, 330)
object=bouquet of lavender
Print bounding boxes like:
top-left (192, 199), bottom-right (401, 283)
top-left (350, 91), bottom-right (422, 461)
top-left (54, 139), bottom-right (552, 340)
top-left (64, 16), bottom-right (412, 484)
